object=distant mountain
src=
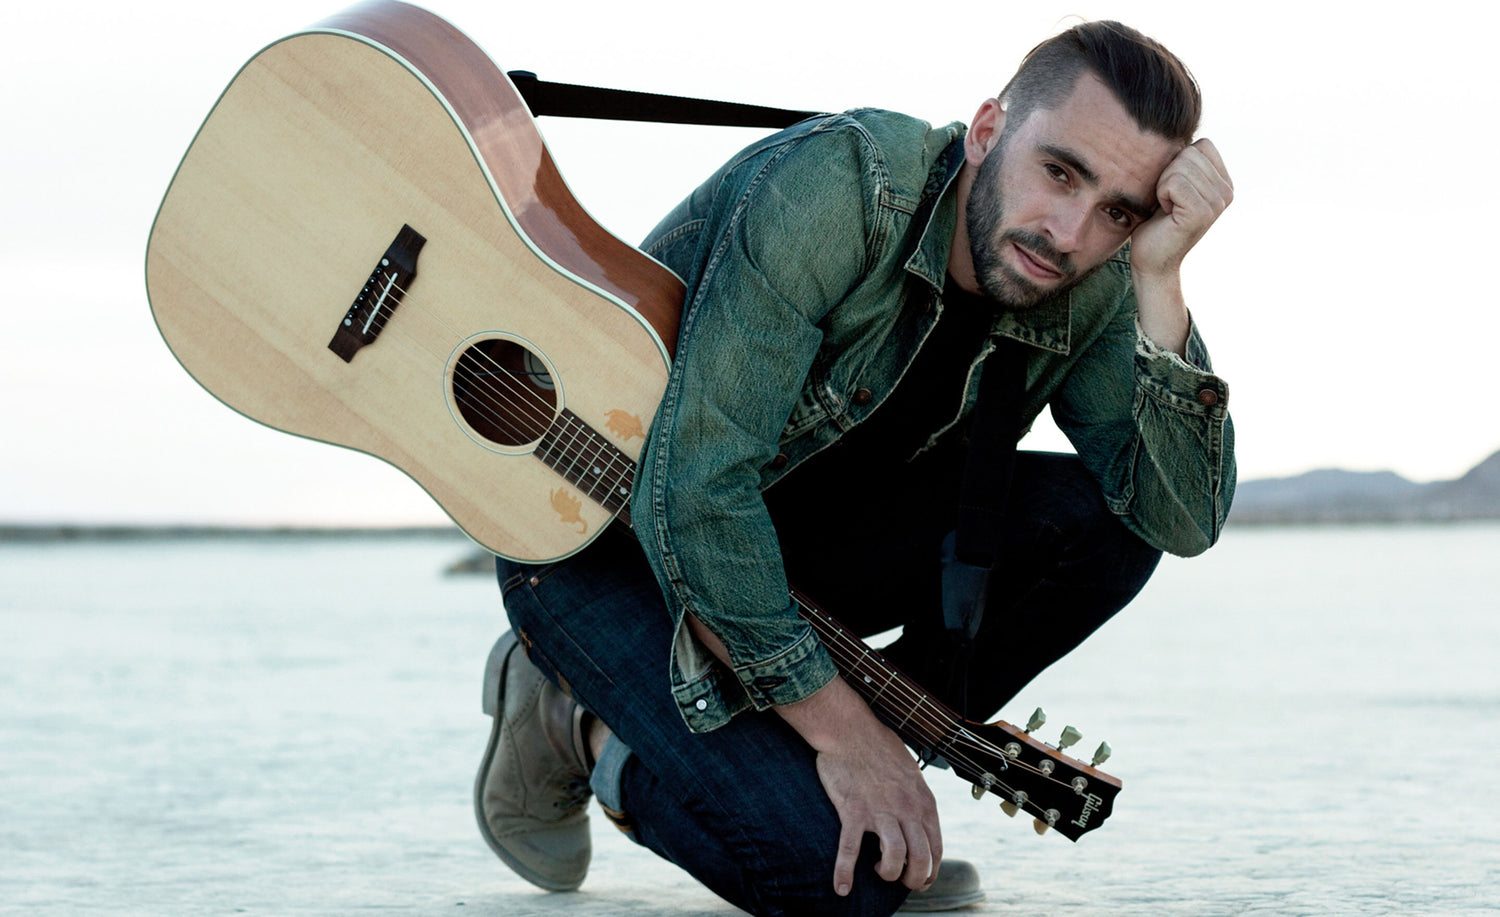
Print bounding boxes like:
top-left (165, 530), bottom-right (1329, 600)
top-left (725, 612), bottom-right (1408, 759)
top-left (1231, 449), bottom-right (1500, 524)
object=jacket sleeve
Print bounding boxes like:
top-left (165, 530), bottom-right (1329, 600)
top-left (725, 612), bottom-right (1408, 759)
top-left (1048, 281), bottom-right (1236, 557)
top-left (631, 125), bottom-right (879, 727)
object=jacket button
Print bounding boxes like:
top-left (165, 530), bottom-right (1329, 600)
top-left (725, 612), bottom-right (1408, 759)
top-left (852, 388), bottom-right (874, 406)
top-left (770, 453), bottom-right (789, 470)
top-left (528, 575), bottom-right (541, 587)
top-left (695, 699), bottom-right (708, 711)
top-left (1196, 388), bottom-right (1220, 407)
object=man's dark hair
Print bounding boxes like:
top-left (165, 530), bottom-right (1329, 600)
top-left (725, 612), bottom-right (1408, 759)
top-left (998, 20), bottom-right (1201, 144)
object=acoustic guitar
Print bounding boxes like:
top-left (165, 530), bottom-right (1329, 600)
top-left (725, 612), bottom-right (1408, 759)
top-left (145, 0), bottom-right (1121, 839)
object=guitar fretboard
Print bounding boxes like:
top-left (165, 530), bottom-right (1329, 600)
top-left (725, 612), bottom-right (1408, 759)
top-left (534, 408), bottom-right (634, 516)
top-left (790, 589), bottom-right (959, 760)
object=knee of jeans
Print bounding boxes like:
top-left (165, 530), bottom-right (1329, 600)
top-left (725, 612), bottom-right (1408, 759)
top-left (1006, 468), bottom-right (1161, 586)
top-left (1112, 526), bottom-right (1163, 597)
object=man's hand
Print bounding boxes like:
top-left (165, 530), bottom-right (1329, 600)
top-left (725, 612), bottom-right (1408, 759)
top-left (686, 614), bottom-right (942, 895)
top-left (779, 676), bottom-right (943, 897)
top-left (1132, 138), bottom-right (1233, 278)
top-left (1129, 138), bottom-right (1233, 355)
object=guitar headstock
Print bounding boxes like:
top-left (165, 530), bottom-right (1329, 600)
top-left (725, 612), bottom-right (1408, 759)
top-left (942, 707), bottom-right (1121, 842)
top-left (787, 593), bottom-right (1123, 842)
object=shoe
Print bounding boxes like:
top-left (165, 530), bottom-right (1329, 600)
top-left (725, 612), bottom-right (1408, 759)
top-left (475, 631), bottom-right (593, 891)
top-left (899, 859), bottom-right (985, 911)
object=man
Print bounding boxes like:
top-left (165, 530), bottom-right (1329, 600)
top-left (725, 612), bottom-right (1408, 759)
top-left (476, 20), bottom-right (1234, 916)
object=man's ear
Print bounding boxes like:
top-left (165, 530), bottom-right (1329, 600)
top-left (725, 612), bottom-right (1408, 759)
top-left (965, 98), bottom-right (1006, 167)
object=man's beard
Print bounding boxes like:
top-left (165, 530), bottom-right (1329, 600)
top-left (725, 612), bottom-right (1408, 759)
top-left (965, 139), bottom-right (1098, 310)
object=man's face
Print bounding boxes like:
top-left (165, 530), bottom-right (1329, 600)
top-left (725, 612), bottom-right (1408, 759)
top-left (966, 74), bottom-right (1181, 309)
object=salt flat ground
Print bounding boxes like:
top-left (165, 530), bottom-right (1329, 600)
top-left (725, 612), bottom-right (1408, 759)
top-left (3, 525), bottom-right (1497, 915)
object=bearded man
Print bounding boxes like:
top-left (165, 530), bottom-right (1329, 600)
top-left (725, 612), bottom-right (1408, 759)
top-left (476, 19), bottom-right (1234, 916)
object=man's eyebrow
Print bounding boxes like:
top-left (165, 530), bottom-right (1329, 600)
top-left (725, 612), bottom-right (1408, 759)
top-left (1039, 142), bottom-right (1157, 220)
top-left (1040, 142), bottom-right (1099, 185)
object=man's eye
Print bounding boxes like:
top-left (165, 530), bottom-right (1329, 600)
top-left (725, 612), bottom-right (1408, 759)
top-left (1106, 207), bottom-right (1134, 228)
top-left (1044, 163), bottom-right (1067, 182)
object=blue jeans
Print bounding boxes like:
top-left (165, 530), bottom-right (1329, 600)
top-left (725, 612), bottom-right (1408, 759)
top-left (495, 453), bottom-right (1161, 916)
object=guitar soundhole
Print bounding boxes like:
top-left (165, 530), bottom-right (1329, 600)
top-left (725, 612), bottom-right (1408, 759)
top-left (449, 337), bottom-right (557, 447)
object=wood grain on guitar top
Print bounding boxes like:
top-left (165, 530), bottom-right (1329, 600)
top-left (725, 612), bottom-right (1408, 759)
top-left (313, 1), bottom-right (685, 351)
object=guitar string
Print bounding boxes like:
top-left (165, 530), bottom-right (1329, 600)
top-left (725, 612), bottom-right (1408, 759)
top-left (808, 621), bottom-right (1021, 774)
top-left (798, 610), bottom-right (1017, 761)
top-left (350, 279), bottom-right (557, 448)
top-left (360, 271), bottom-right (643, 490)
top-left (343, 269), bottom-right (566, 448)
top-left (347, 272), bottom-right (642, 497)
top-left (807, 620), bottom-right (1093, 814)
top-left (338, 303), bottom-right (636, 517)
top-left (798, 596), bottom-right (1099, 800)
top-left (349, 274), bottom-right (1097, 814)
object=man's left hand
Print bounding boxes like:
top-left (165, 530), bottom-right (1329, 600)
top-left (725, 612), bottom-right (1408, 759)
top-left (1130, 138), bottom-right (1233, 280)
top-left (1128, 138), bottom-right (1232, 355)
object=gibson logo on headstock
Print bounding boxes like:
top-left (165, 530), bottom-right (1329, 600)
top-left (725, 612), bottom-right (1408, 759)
top-left (1070, 792), bottom-right (1105, 829)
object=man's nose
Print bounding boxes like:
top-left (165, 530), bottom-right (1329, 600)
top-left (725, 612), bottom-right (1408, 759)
top-left (1045, 199), bottom-right (1091, 252)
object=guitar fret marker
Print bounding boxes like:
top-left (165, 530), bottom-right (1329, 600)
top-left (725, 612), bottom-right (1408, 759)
top-left (535, 408), bottom-right (634, 516)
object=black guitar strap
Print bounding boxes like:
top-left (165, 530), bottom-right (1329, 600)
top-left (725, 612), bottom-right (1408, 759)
top-left (507, 71), bottom-right (822, 128)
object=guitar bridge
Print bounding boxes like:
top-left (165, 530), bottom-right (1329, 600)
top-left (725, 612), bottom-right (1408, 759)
top-left (328, 224), bottom-right (426, 362)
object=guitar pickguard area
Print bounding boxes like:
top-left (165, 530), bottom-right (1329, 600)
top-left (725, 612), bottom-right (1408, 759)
top-left (445, 333), bottom-right (560, 454)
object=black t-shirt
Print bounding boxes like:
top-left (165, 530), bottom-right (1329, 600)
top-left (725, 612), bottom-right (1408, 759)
top-left (762, 278), bottom-right (996, 632)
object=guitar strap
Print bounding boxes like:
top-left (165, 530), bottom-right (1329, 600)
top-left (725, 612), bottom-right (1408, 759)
top-left (507, 72), bottom-right (822, 128)
top-left (515, 70), bottom-right (1029, 715)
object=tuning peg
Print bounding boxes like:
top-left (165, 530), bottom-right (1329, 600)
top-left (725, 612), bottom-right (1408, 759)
top-left (1033, 808), bottom-right (1060, 834)
top-left (1092, 741), bottom-right (1112, 767)
top-left (1058, 725), bottom-right (1082, 751)
top-left (1025, 707), bottom-right (1047, 733)
top-left (1000, 801), bottom-right (1018, 818)
top-left (971, 772), bottom-right (996, 800)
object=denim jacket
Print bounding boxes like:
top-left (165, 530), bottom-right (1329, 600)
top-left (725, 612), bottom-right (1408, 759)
top-left (631, 109), bottom-right (1235, 733)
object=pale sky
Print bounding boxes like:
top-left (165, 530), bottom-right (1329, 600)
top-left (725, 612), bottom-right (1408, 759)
top-left (3, 0), bottom-right (1495, 526)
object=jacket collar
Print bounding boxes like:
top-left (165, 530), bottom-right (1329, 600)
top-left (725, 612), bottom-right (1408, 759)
top-left (990, 290), bottom-right (1073, 355)
top-left (902, 128), bottom-right (966, 291)
top-left (993, 247), bottom-right (1132, 355)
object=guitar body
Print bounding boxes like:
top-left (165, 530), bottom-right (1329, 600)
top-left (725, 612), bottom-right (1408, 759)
top-left (146, 0), bottom-right (683, 562)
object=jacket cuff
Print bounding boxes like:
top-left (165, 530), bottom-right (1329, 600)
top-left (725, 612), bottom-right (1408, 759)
top-left (1134, 319), bottom-right (1229, 419)
top-left (731, 617), bottom-right (840, 710)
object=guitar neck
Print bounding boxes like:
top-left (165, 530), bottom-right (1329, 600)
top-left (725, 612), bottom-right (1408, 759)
top-left (792, 585), bottom-right (1120, 841)
top-left (789, 587), bottom-right (960, 758)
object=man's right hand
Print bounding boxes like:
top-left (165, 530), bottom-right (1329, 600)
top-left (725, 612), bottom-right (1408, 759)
top-left (686, 614), bottom-right (943, 895)
top-left (778, 675), bottom-right (944, 897)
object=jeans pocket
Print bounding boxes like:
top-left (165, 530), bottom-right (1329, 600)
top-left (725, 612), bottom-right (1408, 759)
top-left (496, 556), bottom-right (558, 596)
